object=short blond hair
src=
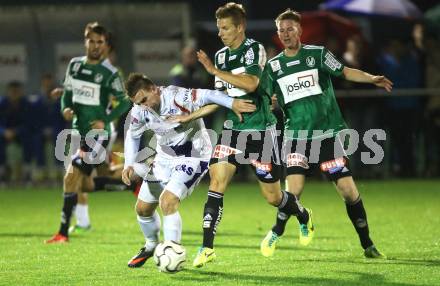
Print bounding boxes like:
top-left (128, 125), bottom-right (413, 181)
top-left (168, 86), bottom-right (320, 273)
top-left (216, 2), bottom-right (246, 27)
top-left (275, 9), bottom-right (301, 26)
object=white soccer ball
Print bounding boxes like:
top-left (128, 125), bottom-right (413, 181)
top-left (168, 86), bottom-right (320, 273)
top-left (153, 240), bottom-right (186, 273)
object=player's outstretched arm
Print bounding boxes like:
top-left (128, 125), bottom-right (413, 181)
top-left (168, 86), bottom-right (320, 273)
top-left (197, 49), bottom-right (259, 92)
top-left (168, 104), bottom-right (220, 124)
top-left (343, 67), bottom-right (393, 92)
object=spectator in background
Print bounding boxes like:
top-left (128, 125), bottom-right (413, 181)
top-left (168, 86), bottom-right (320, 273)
top-left (43, 74), bottom-right (68, 180)
top-left (377, 38), bottom-right (424, 177)
top-left (0, 82), bottom-right (25, 184)
top-left (169, 44), bottom-right (215, 130)
top-left (170, 44), bottom-right (210, 89)
top-left (23, 81), bottom-right (48, 183)
top-left (0, 81), bottom-right (46, 184)
top-left (340, 35), bottom-right (381, 177)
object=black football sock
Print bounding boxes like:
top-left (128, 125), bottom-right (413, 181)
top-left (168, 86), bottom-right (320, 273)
top-left (273, 191), bottom-right (309, 236)
top-left (202, 191), bottom-right (224, 249)
top-left (346, 196), bottom-right (373, 249)
top-left (271, 210), bottom-right (290, 236)
top-left (59, 192), bottom-right (78, 236)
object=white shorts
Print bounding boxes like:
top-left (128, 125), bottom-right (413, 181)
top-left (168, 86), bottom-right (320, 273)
top-left (138, 157), bottom-right (209, 204)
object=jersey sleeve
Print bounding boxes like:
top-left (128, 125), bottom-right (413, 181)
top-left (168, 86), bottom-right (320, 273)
top-left (244, 43), bottom-right (267, 78)
top-left (320, 48), bottom-right (345, 77)
top-left (128, 106), bottom-right (147, 139)
top-left (60, 61), bottom-right (73, 113)
top-left (105, 72), bottom-right (131, 123)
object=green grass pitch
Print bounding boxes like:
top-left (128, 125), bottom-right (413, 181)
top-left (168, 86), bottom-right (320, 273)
top-left (1, 180), bottom-right (439, 285)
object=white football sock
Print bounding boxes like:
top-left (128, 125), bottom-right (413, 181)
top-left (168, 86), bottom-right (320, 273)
top-left (75, 204), bottom-right (90, 227)
top-left (162, 212), bottom-right (182, 243)
top-left (137, 211), bottom-right (161, 251)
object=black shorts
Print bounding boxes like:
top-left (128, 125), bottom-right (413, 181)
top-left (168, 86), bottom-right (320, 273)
top-left (71, 135), bottom-right (109, 176)
top-left (210, 126), bottom-right (281, 183)
top-left (283, 136), bottom-right (352, 181)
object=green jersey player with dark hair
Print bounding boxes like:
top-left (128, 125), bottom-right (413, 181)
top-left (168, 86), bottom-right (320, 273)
top-left (191, 2), bottom-right (312, 267)
top-left (46, 23), bottom-right (130, 243)
top-left (259, 9), bottom-right (392, 258)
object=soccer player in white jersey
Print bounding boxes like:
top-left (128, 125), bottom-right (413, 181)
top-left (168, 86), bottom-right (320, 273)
top-left (121, 73), bottom-right (256, 268)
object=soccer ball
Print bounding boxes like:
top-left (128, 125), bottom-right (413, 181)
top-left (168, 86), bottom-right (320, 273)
top-left (153, 240), bottom-right (186, 273)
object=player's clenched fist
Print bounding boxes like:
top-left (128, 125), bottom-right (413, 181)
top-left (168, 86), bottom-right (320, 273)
top-left (62, 108), bottom-right (75, 121)
top-left (122, 166), bottom-right (134, 186)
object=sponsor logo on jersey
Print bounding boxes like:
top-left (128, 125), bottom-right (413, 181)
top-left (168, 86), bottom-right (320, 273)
top-left (270, 60), bottom-right (281, 72)
top-left (94, 73), bottom-right (103, 83)
top-left (81, 69), bottom-right (92, 75)
top-left (71, 78), bottom-right (101, 106)
top-left (286, 60), bottom-right (300, 67)
top-left (306, 56), bottom-right (315, 67)
top-left (212, 145), bottom-right (242, 159)
top-left (286, 153), bottom-right (309, 169)
top-left (229, 55), bottom-right (237, 61)
top-left (320, 157), bottom-right (346, 173)
top-left (218, 52), bottom-right (226, 65)
top-left (324, 52), bottom-right (342, 71)
top-left (244, 48), bottom-right (255, 65)
top-left (277, 69), bottom-right (323, 104)
top-left (223, 67), bottom-right (247, 97)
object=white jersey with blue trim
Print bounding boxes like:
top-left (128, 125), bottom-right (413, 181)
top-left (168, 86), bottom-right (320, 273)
top-left (128, 85), bottom-right (212, 161)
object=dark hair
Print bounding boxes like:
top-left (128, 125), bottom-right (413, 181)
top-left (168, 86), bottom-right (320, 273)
top-left (216, 2), bottom-right (246, 27)
top-left (125, 73), bottom-right (155, 98)
top-left (84, 21), bottom-right (109, 43)
top-left (275, 9), bottom-right (301, 25)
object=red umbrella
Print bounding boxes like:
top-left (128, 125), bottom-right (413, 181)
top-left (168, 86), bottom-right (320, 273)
top-left (273, 11), bottom-right (363, 53)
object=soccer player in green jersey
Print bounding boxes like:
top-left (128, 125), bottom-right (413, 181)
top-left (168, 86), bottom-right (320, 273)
top-left (259, 9), bottom-right (392, 258)
top-left (192, 3), bottom-right (312, 267)
top-left (45, 23), bottom-right (131, 243)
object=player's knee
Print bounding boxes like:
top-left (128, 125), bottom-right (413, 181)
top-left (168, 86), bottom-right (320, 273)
top-left (336, 180), bottom-right (359, 202)
top-left (135, 200), bottom-right (155, 217)
top-left (265, 191), bottom-right (282, 206)
top-left (64, 166), bottom-right (81, 192)
top-left (209, 177), bottom-right (227, 193)
top-left (82, 176), bottom-right (94, 193)
top-left (159, 191), bottom-right (179, 215)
